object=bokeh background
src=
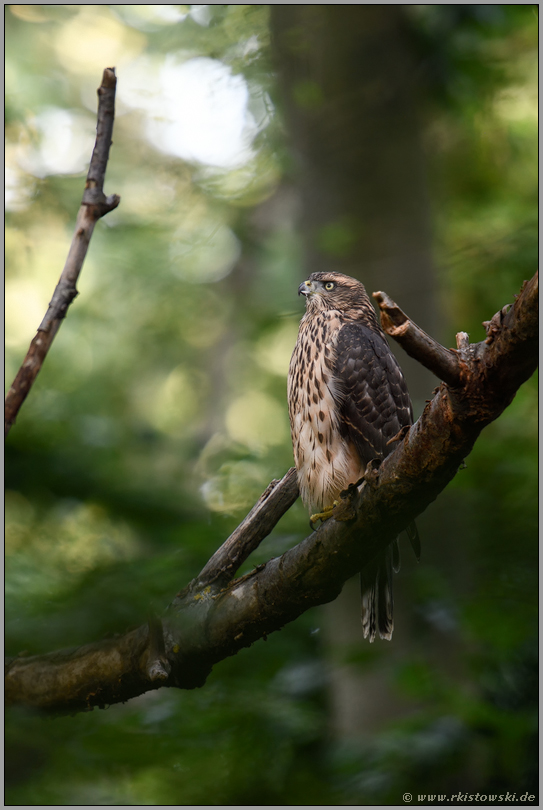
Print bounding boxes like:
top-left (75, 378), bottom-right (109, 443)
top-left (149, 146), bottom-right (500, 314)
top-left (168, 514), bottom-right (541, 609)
top-left (5, 5), bottom-right (538, 805)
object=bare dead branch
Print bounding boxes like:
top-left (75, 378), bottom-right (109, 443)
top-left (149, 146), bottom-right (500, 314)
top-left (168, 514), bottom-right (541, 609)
top-left (372, 290), bottom-right (463, 386)
top-left (4, 68), bottom-right (120, 438)
top-left (456, 332), bottom-right (470, 351)
top-left (5, 274), bottom-right (537, 714)
top-left (177, 466), bottom-right (300, 600)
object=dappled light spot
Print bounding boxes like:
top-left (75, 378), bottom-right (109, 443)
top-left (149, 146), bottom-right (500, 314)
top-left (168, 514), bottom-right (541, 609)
top-left (193, 150), bottom-right (281, 207)
top-left (226, 391), bottom-right (288, 452)
top-left (5, 281), bottom-right (48, 349)
top-left (131, 365), bottom-right (199, 437)
top-left (5, 218), bottom-right (96, 349)
top-left (9, 5), bottom-right (51, 23)
top-left (5, 161), bottom-right (34, 212)
top-left (255, 321), bottom-right (300, 378)
top-left (120, 54), bottom-right (272, 170)
top-left (200, 459), bottom-right (270, 514)
top-left (54, 7), bottom-right (146, 76)
top-left (113, 5), bottom-right (193, 31)
top-left (17, 108), bottom-right (96, 178)
top-left (169, 218), bottom-right (240, 284)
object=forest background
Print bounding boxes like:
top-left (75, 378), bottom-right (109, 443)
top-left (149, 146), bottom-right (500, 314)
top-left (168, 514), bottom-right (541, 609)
top-left (5, 4), bottom-right (538, 805)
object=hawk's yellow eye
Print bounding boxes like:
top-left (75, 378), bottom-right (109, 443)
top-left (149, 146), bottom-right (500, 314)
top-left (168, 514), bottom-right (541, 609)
top-left (325, 282), bottom-right (335, 291)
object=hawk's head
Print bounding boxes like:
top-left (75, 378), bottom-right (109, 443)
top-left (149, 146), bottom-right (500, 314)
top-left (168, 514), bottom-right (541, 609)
top-left (298, 272), bottom-right (374, 317)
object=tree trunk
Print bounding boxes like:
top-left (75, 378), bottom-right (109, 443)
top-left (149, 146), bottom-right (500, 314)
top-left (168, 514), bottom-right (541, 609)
top-left (270, 4), bottom-right (438, 738)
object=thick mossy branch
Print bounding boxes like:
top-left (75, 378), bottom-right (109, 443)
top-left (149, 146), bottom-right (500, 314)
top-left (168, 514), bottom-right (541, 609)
top-left (5, 273), bottom-right (537, 714)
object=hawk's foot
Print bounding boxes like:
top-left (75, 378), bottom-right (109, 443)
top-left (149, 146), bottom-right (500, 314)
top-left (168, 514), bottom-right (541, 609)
top-left (309, 502), bottom-right (338, 529)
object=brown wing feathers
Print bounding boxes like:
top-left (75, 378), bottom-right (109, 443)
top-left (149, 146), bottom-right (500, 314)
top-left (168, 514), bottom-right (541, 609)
top-left (333, 322), bottom-right (413, 465)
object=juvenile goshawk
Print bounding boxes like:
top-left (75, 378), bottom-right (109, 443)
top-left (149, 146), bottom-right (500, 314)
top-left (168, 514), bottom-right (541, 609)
top-left (287, 271), bottom-right (419, 641)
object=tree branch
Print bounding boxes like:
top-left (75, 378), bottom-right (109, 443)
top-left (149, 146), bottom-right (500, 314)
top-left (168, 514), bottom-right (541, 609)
top-left (372, 290), bottom-right (463, 386)
top-left (175, 466), bottom-right (299, 601)
top-left (4, 67), bottom-right (120, 438)
top-left (5, 274), bottom-right (537, 713)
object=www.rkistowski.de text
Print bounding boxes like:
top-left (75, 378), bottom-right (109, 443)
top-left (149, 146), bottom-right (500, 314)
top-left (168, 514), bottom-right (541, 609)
top-left (402, 791), bottom-right (536, 803)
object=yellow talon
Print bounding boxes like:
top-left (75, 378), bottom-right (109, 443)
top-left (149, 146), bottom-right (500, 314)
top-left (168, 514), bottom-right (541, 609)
top-left (309, 501), bottom-right (339, 528)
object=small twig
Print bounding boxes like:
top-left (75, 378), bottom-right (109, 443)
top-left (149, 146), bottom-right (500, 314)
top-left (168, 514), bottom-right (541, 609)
top-left (456, 332), bottom-right (470, 351)
top-left (4, 67), bottom-right (120, 438)
top-left (373, 290), bottom-right (463, 387)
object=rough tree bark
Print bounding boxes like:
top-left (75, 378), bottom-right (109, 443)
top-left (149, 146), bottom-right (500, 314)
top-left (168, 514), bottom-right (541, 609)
top-left (5, 271), bottom-right (537, 714)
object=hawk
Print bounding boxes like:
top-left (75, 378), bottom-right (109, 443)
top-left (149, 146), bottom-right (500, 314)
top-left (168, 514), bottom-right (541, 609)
top-left (287, 271), bottom-right (419, 641)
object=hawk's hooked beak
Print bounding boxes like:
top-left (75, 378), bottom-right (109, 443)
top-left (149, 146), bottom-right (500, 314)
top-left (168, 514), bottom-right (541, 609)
top-left (298, 279), bottom-right (314, 297)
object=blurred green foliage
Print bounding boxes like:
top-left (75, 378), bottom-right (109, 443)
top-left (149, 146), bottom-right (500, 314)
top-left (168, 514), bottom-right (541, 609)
top-left (5, 4), bottom-right (537, 805)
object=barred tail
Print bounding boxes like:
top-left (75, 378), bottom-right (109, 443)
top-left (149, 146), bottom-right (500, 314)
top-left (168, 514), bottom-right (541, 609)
top-left (360, 543), bottom-right (395, 642)
top-left (360, 523), bottom-right (419, 642)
